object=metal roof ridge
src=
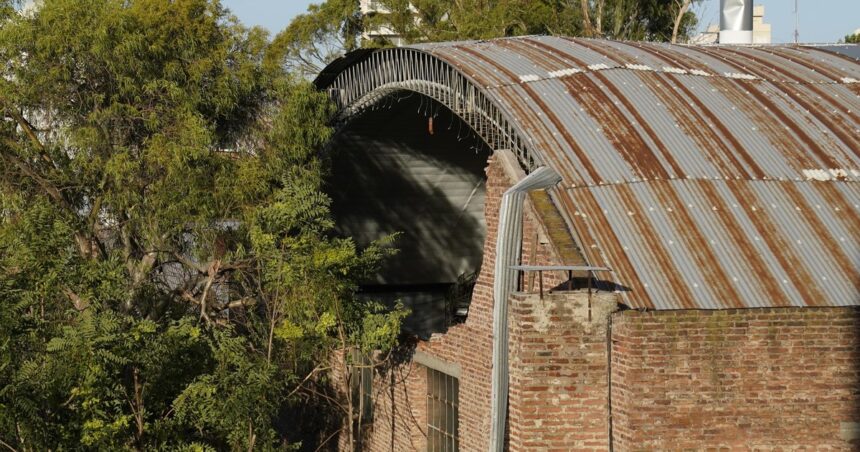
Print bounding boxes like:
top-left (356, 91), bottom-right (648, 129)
top-left (566, 177), bottom-right (860, 190)
top-left (475, 65), bottom-right (859, 90)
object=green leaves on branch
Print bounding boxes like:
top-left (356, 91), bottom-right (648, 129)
top-left (275, 0), bottom-right (703, 74)
top-left (0, 0), bottom-right (405, 449)
top-left (374, 0), bottom-right (703, 43)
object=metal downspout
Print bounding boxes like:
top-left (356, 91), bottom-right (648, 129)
top-left (489, 166), bottom-right (561, 452)
top-left (607, 311), bottom-right (614, 452)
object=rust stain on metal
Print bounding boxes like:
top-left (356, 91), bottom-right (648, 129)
top-left (558, 188), bottom-right (659, 309)
top-left (317, 37), bottom-right (860, 310)
top-left (813, 183), bottom-right (860, 237)
top-left (725, 48), bottom-right (860, 154)
top-left (780, 182), bottom-right (860, 293)
top-left (703, 47), bottom-right (860, 158)
top-left (765, 47), bottom-right (846, 83)
top-left (512, 39), bottom-right (747, 308)
top-left (507, 39), bottom-right (671, 179)
top-left (726, 180), bottom-right (830, 307)
top-left (621, 44), bottom-right (770, 179)
top-left (715, 78), bottom-right (827, 169)
top-left (696, 181), bottom-right (791, 304)
top-left (617, 182), bottom-right (730, 309)
top-left (586, 54), bottom-right (800, 304)
top-left (453, 45), bottom-right (604, 183)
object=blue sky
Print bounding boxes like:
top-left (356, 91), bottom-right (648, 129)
top-left (222, 0), bottom-right (859, 44)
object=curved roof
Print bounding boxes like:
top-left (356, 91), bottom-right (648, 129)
top-left (318, 36), bottom-right (860, 310)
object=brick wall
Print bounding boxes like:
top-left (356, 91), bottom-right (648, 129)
top-left (508, 291), bottom-right (619, 452)
top-left (356, 149), bottom-right (573, 451)
top-left (361, 352), bottom-right (428, 451)
top-left (610, 308), bottom-right (860, 450)
top-left (338, 148), bottom-right (860, 452)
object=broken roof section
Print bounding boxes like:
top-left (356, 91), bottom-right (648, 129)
top-left (317, 36), bottom-right (860, 310)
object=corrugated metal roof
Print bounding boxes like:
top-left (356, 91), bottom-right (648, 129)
top-left (317, 37), bottom-right (860, 310)
top-left (813, 44), bottom-right (860, 61)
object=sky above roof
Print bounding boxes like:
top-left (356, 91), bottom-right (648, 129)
top-left (222, 0), bottom-right (859, 44)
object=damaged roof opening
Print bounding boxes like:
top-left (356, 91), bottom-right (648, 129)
top-left (318, 36), bottom-right (860, 311)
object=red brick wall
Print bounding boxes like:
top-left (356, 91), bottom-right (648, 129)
top-left (357, 149), bottom-right (572, 451)
top-left (610, 308), bottom-right (860, 450)
top-left (360, 354), bottom-right (428, 451)
top-left (342, 148), bottom-right (860, 452)
top-left (508, 291), bottom-right (619, 452)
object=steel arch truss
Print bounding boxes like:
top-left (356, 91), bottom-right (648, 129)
top-left (322, 47), bottom-right (541, 172)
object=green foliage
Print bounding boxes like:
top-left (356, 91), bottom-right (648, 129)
top-left (272, 0), bottom-right (702, 76)
top-left (845, 32), bottom-right (860, 43)
top-left (0, 0), bottom-right (405, 449)
top-left (375, 0), bottom-right (702, 43)
top-left (269, 0), bottom-right (366, 78)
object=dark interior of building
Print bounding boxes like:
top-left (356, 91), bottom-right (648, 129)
top-left (327, 93), bottom-right (492, 337)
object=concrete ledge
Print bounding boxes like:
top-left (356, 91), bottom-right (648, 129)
top-left (413, 350), bottom-right (461, 378)
top-left (840, 422), bottom-right (860, 441)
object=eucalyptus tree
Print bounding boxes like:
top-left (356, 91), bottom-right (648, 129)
top-left (270, 0), bottom-right (366, 79)
top-left (0, 0), bottom-right (403, 449)
top-left (271, 0), bottom-right (702, 80)
top-left (377, 0), bottom-right (702, 42)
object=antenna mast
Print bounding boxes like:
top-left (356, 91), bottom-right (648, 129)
top-left (794, 0), bottom-right (799, 44)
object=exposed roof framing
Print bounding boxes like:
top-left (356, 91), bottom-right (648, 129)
top-left (316, 36), bottom-right (860, 310)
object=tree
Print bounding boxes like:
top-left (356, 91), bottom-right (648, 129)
top-left (272, 0), bottom-right (703, 76)
top-left (671, 0), bottom-right (693, 44)
top-left (0, 0), bottom-right (404, 449)
top-left (269, 0), bottom-right (366, 79)
top-left (845, 32), bottom-right (860, 43)
top-left (375, 0), bottom-right (702, 43)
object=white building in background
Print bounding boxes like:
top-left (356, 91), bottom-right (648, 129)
top-left (751, 5), bottom-right (772, 44)
top-left (359, 0), bottom-right (413, 46)
top-left (690, 23), bottom-right (720, 45)
top-left (691, 5), bottom-right (771, 44)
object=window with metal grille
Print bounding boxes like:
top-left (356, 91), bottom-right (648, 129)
top-left (350, 350), bottom-right (373, 424)
top-left (426, 368), bottom-right (459, 451)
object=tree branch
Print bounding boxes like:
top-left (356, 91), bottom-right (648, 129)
top-left (0, 150), bottom-right (68, 210)
top-left (172, 251), bottom-right (208, 274)
top-left (63, 288), bottom-right (89, 311)
top-left (286, 364), bottom-right (332, 399)
top-left (196, 259), bottom-right (220, 325)
top-left (6, 108), bottom-right (46, 152)
top-left (580, 0), bottom-right (593, 37)
top-left (671, 0), bottom-right (692, 44)
top-left (0, 437), bottom-right (19, 452)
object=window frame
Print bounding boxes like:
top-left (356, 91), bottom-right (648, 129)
top-left (426, 367), bottom-right (459, 452)
top-left (350, 350), bottom-right (374, 424)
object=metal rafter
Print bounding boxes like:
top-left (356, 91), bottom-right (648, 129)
top-left (323, 47), bottom-right (541, 172)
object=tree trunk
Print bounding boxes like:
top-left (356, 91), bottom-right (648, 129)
top-left (132, 367), bottom-right (145, 449)
top-left (338, 325), bottom-right (356, 452)
top-left (595, 0), bottom-right (605, 36)
top-left (579, 0), bottom-right (593, 37)
top-left (247, 420), bottom-right (256, 452)
top-left (671, 0), bottom-right (692, 44)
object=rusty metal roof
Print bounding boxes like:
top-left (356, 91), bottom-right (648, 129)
top-left (317, 36), bottom-right (860, 310)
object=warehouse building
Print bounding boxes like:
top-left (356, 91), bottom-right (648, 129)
top-left (317, 34), bottom-right (860, 451)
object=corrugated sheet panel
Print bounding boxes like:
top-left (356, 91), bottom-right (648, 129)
top-left (321, 37), bottom-right (860, 310)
